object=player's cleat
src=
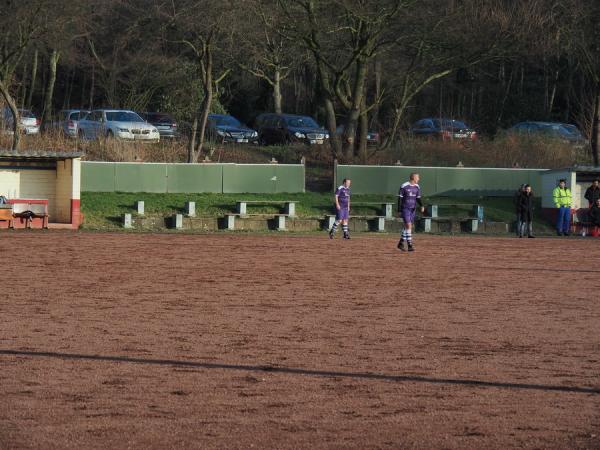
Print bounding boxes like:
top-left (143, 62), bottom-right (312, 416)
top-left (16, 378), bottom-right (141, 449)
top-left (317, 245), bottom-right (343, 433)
top-left (397, 240), bottom-right (405, 251)
top-left (328, 231), bottom-right (334, 239)
top-left (557, 231), bottom-right (563, 236)
top-left (528, 235), bottom-right (535, 238)
top-left (343, 233), bottom-right (350, 240)
top-left (408, 244), bottom-right (415, 252)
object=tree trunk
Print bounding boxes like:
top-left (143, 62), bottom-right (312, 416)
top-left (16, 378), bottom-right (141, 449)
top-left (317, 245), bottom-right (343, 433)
top-left (370, 57), bottom-right (381, 130)
top-left (20, 61), bottom-right (28, 110)
top-left (26, 49), bottom-right (38, 110)
top-left (88, 65), bottom-right (95, 110)
top-left (342, 58), bottom-right (368, 159)
top-left (191, 44), bottom-right (214, 163)
top-left (273, 68), bottom-right (282, 114)
top-left (41, 49), bottom-right (60, 131)
top-left (357, 93), bottom-right (368, 162)
top-left (0, 78), bottom-right (21, 150)
top-left (592, 84), bottom-right (600, 167)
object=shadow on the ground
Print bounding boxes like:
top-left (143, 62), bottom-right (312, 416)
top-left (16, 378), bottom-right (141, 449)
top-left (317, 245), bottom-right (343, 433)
top-left (1, 349), bottom-right (598, 395)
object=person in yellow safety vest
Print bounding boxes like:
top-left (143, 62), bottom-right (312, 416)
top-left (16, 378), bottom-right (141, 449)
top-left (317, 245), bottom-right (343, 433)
top-left (552, 179), bottom-right (572, 236)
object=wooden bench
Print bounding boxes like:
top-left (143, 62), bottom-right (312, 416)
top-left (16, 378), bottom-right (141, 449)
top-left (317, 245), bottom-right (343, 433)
top-left (236, 200), bottom-right (296, 217)
top-left (0, 205), bottom-right (14, 228)
top-left (420, 204), bottom-right (483, 233)
top-left (426, 203), bottom-right (483, 220)
top-left (10, 200), bottom-right (49, 229)
top-left (350, 202), bottom-right (394, 219)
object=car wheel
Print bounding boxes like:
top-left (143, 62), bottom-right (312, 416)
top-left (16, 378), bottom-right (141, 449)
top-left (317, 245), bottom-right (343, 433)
top-left (78, 129), bottom-right (85, 140)
top-left (106, 130), bottom-right (114, 139)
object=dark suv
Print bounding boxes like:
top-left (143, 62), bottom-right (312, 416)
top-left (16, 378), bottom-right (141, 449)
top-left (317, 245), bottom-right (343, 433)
top-left (255, 113), bottom-right (329, 145)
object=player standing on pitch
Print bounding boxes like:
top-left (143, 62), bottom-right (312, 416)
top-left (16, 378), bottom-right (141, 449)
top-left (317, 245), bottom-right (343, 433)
top-left (329, 178), bottom-right (351, 239)
top-left (397, 173), bottom-right (425, 252)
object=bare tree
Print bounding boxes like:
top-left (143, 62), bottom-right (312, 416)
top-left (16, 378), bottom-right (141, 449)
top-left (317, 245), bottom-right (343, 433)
top-left (0, 1), bottom-right (50, 149)
top-left (158, 0), bottom-right (235, 163)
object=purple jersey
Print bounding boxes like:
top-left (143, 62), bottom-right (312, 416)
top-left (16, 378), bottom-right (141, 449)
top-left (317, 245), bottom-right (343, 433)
top-left (335, 185), bottom-right (351, 208)
top-left (398, 182), bottom-right (421, 210)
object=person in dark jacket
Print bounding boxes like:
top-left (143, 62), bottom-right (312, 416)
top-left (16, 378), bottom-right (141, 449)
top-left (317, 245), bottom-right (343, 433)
top-left (590, 198), bottom-right (600, 227)
top-left (516, 184), bottom-right (535, 238)
top-left (584, 179), bottom-right (600, 207)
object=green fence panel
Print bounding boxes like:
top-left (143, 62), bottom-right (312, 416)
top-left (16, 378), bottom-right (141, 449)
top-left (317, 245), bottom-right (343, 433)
top-left (337, 165), bottom-right (546, 196)
top-left (81, 162), bottom-right (116, 192)
top-left (114, 163), bottom-right (168, 193)
top-left (222, 164), bottom-right (304, 193)
top-left (166, 164), bottom-right (223, 193)
top-left (273, 165), bottom-right (305, 193)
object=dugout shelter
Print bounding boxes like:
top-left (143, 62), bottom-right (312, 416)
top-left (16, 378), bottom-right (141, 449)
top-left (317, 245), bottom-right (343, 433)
top-left (0, 150), bottom-right (83, 229)
top-left (541, 166), bottom-right (600, 224)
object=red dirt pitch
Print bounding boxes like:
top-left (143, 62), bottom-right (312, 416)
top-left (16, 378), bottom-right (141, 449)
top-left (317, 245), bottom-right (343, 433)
top-left (1, 232), bottom-right (599, 449)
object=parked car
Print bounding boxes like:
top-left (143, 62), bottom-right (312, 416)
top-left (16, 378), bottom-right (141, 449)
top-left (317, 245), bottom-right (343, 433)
top-left (53, 109), bottom-right (90, 138)
top-left (507, 121), bottom-right (587, 148)
top-left (1, 107), bottom-right (40, 135)
top-left (409, 118), bottom-right (477, 141)
top-left (207, 114), bottom-right (258, 144)
top-left (77, 109), bottom-right (160, 142)
top-left (140, 112), bottom-right (179, 139)
top-left (335, 124), bottom-right (380, 146)
top-left (255, 113), bottom-right (329, 145)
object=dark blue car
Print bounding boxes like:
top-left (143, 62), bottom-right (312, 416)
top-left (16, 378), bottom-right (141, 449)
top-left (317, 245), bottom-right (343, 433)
top-left (507, 121), bottom-right (587, 148)
top-left (207, 114), bottom-right (258, 144)
top-left (255, 113), bottom-right (329, 145)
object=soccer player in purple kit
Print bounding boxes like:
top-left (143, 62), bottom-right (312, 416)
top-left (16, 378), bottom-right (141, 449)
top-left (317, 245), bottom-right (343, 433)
top-left (397, 173), bottom-right (425, 252)
top-left (329, 178), bottom-right (351, 239)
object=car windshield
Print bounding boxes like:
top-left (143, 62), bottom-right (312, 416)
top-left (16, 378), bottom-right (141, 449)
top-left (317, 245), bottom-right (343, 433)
top-left (147, 114), bottom-right (173, 123)
top-left (433, 119), bottom-right (468, 129)
top-left (211, 115), bottom-right (242, 127)
top-left (70, 111), bottom-right (86, 120)
top-left (286, 116), bottom-right (318, 128)
top-left (560, 124), bottom-right (582, 137)
top-left (105, 111), bottom-right (144, 122)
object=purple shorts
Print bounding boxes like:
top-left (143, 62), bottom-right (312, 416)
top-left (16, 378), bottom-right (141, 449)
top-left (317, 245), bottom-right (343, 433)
top-left (401, 208), bottom-right (416, 224)
top-left (336, 207), bottom-right (349, 221)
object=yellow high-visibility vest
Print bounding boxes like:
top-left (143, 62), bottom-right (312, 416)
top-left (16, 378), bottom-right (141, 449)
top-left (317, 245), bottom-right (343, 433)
top-left (552, 186), bottom-right (572, 207)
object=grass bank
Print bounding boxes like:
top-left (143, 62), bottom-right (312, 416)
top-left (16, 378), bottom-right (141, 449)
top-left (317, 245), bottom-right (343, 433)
top-left (81, 191), bottom-right (555, 234)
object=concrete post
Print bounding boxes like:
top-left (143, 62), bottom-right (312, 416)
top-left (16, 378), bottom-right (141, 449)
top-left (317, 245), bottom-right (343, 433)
top-left (376, 217), bottom-right (385, 232)
top-left (136, 201), bottom-right (144, 215)
top-left (326, 215), bottom-right (336, 230)
top-left (426, 205), bottom-right (438, 218)
top-left (123, 213), bottom-right (132, 228)
top-left (473, 205), bottom-right (484, 223)
top-left (174, 214), bottom-right (183, 229)
top-left (236, 201), bottom-right (247, 215)
top-left (285, 202), bottom-right (296, 217)
top-left (276, 215), bottom-right (286, 230)
top-left (383, 203), bottom-right (393, 219)
top-left (421, 217), bottom-right (432, 232)
top-left (468, 218), bottom-right (478, 232)
top-left (186, 201), bottom-right (196, 217)
top-left (226, 215), bottom-right (235, 230)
